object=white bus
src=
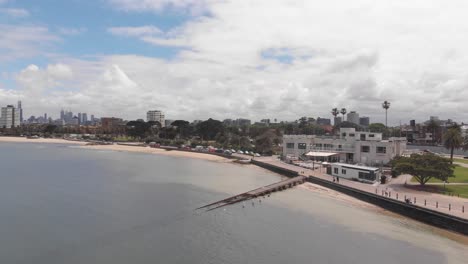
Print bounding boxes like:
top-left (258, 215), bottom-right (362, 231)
top-left (329, 163), bottom-right (381, 183)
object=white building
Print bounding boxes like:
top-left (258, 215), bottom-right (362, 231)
top-left (0, 105), bottom-right (21, 128)
top-left (347, 111), bottom-right (360, 125)
top-left (330, 163), bottom-right (381, 183)
top-left (282, 128), bottom-right (407, 166)
top-left (461, 125), bottom-right (468, 138)
top-left (147, 110), bottom-right (165, 127)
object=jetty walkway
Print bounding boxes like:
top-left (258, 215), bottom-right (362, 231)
top-left (198, 175), bottom-right (306, 211)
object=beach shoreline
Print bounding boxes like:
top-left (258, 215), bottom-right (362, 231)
top-left (0, 136), bottom-right (86, 145)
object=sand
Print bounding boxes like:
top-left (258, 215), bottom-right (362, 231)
top-left (81, 144), bottom-right (230, 162)
top-left (0, 136), bottom-right (86, 145)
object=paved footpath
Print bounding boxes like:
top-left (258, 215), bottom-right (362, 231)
top-left (254, 156), bottom-right (468, 220)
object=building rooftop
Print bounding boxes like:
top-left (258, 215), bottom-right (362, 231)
top-left (332, 163), bottom-right (380, 171)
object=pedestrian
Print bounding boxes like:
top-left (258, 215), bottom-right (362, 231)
top-left (333, 177), bottom-right (336, 182)
top-left (336, 177), bottom-right (339, 183)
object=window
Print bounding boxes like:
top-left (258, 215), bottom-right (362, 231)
top-left (360, 134), bottom-right (366, 141)
top-left (333, 168), bottom-right (338, 174)
top-left (342, 169), bottom-right (346, 174)
top-left (361, 146), bottom-right (370, 153)
top-left (324, 144), bottom-right (333, 149)
top-left (298, 143), bottom-right (307, 149)
top-left (376, 146), bottom-right (386, 154)
top-left (286, 143), bottom-right (295, 149)
top-left (314, 143), bottom-right (323, 148)
top-left (342, 133), bottom-right (346, 137)
top-left (369, 134), bottom-right (375, 138)
top-left (359, 171), bottom-right (376, 181)
top-left (349, 133), bottom-right (355, 137)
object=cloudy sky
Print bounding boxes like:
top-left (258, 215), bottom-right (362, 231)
top-left (1, 0), bottom-right (467, 124)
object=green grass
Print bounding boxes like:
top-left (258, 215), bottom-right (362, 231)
top-left (454, 158), bottom-right (468, 165)
top-left (410, 165), bottom-right (468, 183)
top-left (435, 185), bottom-right (468, 199)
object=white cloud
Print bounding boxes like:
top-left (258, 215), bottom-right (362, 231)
top-left (107, 25), bottom-right (162, 37)
top-left (107, 0), bottom-right (210, 14)
top-left (0, 25), bottom-right (59, 61)
top-left (4, 0), bottom-right (468, 124)
top-left (0, 8), bottom-right (29, 17)
top-left (58, 27), bottom-right (87, 36)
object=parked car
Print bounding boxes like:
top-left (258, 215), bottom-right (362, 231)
top-left (238, 150), bottom-right (244, 154)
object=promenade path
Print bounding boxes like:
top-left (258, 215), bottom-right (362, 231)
top-left (254, 156), bottom-right (468, 220)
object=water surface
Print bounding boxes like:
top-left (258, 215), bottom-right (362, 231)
top-left (0, 142), bottom-right (466, 264)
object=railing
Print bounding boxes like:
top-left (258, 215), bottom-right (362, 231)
top-left (309, 147), bottom-right (354, 153)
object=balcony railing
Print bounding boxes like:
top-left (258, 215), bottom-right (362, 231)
top-left (309, 147), bottom-right (355, 153)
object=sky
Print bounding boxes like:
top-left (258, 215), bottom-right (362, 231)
top-left (0, 0), bottom-right (467, 124)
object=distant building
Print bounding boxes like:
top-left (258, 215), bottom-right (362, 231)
top-left (359, 117), bottom-right (370, 127)
top-left (347, 111), bottom-right (359, 125)
top-left (17, 101), bottom-right (23, 124)
top-left (147, 110), bottom-right (165, 127)
top-left (334, 116), bottom-right (342, 126)
top-left (101, 117), bottom-right (123, 132)
top-left (283, 127), bottom-right (406, 166)
top-left (0, 105), bottom-right (21, 128)
top-left (317, 117), bottom-right (331, 126)
top-left (82, 113), bottom-right (88, 123)
top-left (260, 119), bottom-right (271, 126)
top-left (236, 118), bottom-right (251, 127)
top-left (78, 113), bottom-right (82, 124)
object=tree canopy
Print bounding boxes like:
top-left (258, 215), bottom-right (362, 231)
top-left (391, 154), bottom-right (454, 185)
top-left (196, 118), bottom-right (224, 141)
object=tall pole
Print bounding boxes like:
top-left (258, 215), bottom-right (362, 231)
top-left (385, 109), bottom-right (388, 128)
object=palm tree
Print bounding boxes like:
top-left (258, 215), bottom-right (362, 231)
top-left (331, 108), bottom-right (339, 118)
top-left (382, 100), bottom-right (390, 128)
top-left (340, 108), bottom-right (347, 121)
top-left (443, 124), bottom-right (463, 164)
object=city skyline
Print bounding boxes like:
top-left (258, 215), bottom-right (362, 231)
top-left (1, 1), bottom-right (468, 124)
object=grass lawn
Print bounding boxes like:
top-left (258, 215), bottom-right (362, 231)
top-left (410, 165), bottom-right (468, 183)
top-left (435, 185), bottom-right (468, 199)
top-left (454, 158), bottom-right (468, 165)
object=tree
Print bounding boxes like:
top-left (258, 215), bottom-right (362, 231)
top-left (443, 125), bottom-right (463, 164)
top-left (255, 129), bottom-right (278, 155)
top-left (196, 118), bottom-right (224, 141)
top-left (331, 108), bottom-right (339, 118)
top-left (340, 108), bottom-right (347, 121)
top-left (382, 100), bottom-right (391, 128)
top-left (368, 123), bottom-right (386, 133)
top-left (391, 154), bottom-right (454, 185)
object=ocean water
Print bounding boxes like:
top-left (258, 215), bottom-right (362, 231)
top-left (0, 142), bottom-right (466, 264)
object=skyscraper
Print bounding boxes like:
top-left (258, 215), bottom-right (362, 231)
top-left (0, 105), bottom-right (21, 128)
top-left (17, 101), bottom-right (23, 124)
top-left (347, 111), bottom-right (360, 125)
top-left (82, 113), bottom-right (88, 124)
top-left (78, 113), bottom-right (82, 124)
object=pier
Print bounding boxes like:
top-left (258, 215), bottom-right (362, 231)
top-left (198, 176), bottom-right (307, 211)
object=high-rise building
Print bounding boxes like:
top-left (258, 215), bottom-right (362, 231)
top-left (82, 113), bottom-right (88, 123)
top-left (78, 113), bottom-right (82, 124)
top-left (359, 117), bottom-right (370, 127)
top-left (17, 101), bottom-right (23, 124)
top-left (0, 105), bottom-right (21, 128)
top-left (44, 113), bottom-right (47, 121)
top-left (60, 109), bottom-right (65, 121)
top-left (146, 110), bottom-right (165, 127)
top-left (347, 111), bottom-right (360, 125)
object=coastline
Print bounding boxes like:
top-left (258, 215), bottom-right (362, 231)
top-left (81, 144), bottom-right (230, 162)
top-left (0, 136), bottom-right (86, 145)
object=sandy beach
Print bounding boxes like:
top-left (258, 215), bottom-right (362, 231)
top-left (82, 144), bottom-right (230, 162)
top-left (0, 136), bottom-right (87, 145)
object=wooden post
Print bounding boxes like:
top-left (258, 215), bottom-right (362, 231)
top-left (424, 200), bottom-right (426, 206)
top-left (414, 197), bottom-right (416, 204)
top-left (463, 206), bottom-right (465, 213)
top-left (396, 193), bottom-right (398, 200)
top-left (436, 201), bottom-right (438, 208)
top-left (449, 204), bottom-right (451, 211)
top-left (389, 191), bottom-right (391, 198)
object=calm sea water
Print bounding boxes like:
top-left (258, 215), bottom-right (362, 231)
top-left (0, 142), bottom-right (466, 264)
